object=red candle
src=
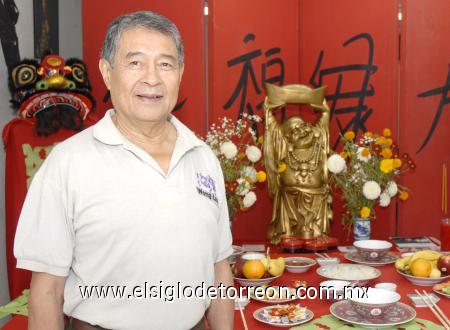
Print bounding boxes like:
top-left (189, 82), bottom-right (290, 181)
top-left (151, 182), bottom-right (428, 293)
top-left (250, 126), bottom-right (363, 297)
top-left (441, 218), bottom-right (450, 251)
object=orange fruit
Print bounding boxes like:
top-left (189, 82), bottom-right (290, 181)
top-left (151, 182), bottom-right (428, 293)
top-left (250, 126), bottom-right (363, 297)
top-left (242, 260), bottom-right (265, 279)
top-left (410, 258), bottom-right (432, 277)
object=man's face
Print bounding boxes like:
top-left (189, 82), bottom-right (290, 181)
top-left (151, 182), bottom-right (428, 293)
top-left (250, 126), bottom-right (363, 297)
top-left (99, 27), bottom-right (184, 124)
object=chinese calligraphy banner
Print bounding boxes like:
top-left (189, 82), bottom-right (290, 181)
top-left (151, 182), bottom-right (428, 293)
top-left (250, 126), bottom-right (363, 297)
top-left (398, 0), bottom-right (450, 236)
top-left (82, 0), bottom-right (206, 134)
top-left (208, 0), bottom-right (300, 241)
top-left (298, 0), bottom-right (399, 240)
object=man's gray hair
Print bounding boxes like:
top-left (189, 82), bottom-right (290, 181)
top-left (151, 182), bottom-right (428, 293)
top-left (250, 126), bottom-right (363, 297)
top-left (100, 11), bottom-right (184, 65)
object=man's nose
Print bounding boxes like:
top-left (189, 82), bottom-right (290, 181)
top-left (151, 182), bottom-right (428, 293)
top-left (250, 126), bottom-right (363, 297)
top-left (141, 64), bottom-right (161, 86)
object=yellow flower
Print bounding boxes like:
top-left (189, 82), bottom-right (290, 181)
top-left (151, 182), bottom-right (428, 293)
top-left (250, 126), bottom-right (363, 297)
top-left (238, 152), bottom-right (245, 159)
top-left (393, 158), bottom-right (402, 168)
top-left (399, 190), bottom-right (409, 201)
top-left (384, 138), bottom-right (393, 147)
top-left (256, 171), bottom-right (267, 182)
top-left (375, 136), bottom-right (386, 145)
top-left (361, 148), bottom-right (370, 157)
top-left (360, 207), bottom-right (371, 218)
top-left (278, 163), bottom-right (287, 173)
top-left (340, 152), bottom-right (348, 159)
top-left (380, 159), bottom-right (394, 174)
top-left (383, 128), bottom-right (392, 137)
top-left (364, 131), bottom-right (373, 137)
top-left (344, 131), bottom-right (355, 141)
top-left (258, 136), bottom-right (264, 144)
top-left (380, 148), bottom-right (392, 159)
top-left (245, 177), bottom-right (253, 183)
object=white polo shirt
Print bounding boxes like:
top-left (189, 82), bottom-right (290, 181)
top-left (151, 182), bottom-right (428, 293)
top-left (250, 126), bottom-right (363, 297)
top-left (14, 109), bottom-right (233, 330)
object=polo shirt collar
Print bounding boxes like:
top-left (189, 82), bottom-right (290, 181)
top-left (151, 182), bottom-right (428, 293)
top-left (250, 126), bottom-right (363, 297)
top-left (93, 109), bottom-right (203, 150)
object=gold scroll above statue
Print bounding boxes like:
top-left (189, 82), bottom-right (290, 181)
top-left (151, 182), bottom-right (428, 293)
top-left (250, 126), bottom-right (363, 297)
top-left (263, 83), bottom-right (332, 244)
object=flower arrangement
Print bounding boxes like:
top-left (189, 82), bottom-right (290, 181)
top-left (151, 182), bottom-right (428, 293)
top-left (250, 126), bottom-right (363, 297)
top-left (326, 128), bottom-right (415, 228)
top-left (204, 115), bottom-right (266, 220)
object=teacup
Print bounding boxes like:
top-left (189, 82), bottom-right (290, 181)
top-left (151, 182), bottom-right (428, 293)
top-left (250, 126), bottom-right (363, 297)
top-left (374, 282), bottom-right (397, 292)
top-left (349, 288), bottom-right (400, 319)
top-left (353, 240), bottom-right (392, 260)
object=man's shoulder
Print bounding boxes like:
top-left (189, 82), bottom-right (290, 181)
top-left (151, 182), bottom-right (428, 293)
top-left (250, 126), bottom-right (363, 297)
top-left (48, 126), bottom-right (96, 160)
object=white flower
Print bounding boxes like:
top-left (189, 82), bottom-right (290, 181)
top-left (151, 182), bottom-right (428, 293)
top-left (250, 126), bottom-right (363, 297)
top-left (386, 181), bottom-right (398, 197)
top-left (243, 191), bottom-right (257, 208)
top-left (327, 154), bottom-right (346, 174)
top-left (220, 141), bottom-right (238, 159)
top-left (357, 147), bottom-right (371, 162)
top-left (379, 192), bottom-right (391, 207)
top-left (245, 145), bottom-right (262, 162)
top-left (363, 181), bottom-right (381, 200)
top-left (236, 178), bottom-right (250, 196)
top-left (241, 166), bottom-right (257, 183)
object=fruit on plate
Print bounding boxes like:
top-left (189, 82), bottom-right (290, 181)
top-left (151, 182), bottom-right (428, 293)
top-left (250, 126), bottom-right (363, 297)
top-left (410, 258), bottom-right (432, 277)
top-left (261, 250), bottom-right (285, 277)
top-left (242, 260), bottom-right (265, 279)
top-left (438, 255), bottom-right (450, 275)
top-left (395, 250), bottom-right (445, 278)
top-left (434, 280), bottom-right (450, 294)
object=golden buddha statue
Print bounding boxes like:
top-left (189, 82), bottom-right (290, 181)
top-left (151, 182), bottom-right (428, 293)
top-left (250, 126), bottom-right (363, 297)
top-left (263, 83), bottom-right (332, 243)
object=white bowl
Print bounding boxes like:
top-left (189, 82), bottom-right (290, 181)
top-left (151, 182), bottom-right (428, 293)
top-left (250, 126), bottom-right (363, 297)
top-left (349, 288), bottom-right (401, 318)
top-left (397, 269), bottom-right (450, 286)
top-left (285, 257), bottom-right (316, 273)
top-left (234, 274), bottom-right (281, 287)
top-left (241, 252), bottom-right (265, 260)
top-left (316, 257), bottom-right (340, 266)
top-left (353, 240), bottom-right (392, 260)
top-left (319, 280), bottom-right (352, 301)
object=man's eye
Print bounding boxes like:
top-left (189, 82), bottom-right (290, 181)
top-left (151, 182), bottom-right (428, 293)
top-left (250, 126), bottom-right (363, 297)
top-left (129, 61), bottom-right (140, 66)
top-left (160, 62), bottom-right (174, 69)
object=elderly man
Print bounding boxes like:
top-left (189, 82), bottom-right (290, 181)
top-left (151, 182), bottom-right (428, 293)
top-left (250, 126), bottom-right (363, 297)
top-left (14, 11), bottom-right (234, 330)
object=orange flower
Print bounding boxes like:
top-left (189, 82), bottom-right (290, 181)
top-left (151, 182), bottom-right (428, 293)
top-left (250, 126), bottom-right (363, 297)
top-left (256, 171), bottom-right (267, 182)
top-left (364, 131), bottom-right (373, 137)
top-left (361, 148), bottom-right (370, 157)
top-left (278, 163), bottom-right (287, 173)
top-left (238, 152), bottom-right (245, 159)
top-left (258, 136), bottom-right (264, 144)
top-left (344, 131), bottom-right (355, 141)
top-left (383, 128), bottom-right (392, 137)
top-left (340, 152), bottom-right (348, 159)
top-left (384, 138), bottom-right (393, 147)
top-left (393, 158), bottom-right (402, 168)
top-left (380, 159), bottom-right (394, 174)
top-left (380, 148), bottom-right (392, 159)
top-left (360, 207), bottom-right (371, 218)
top-left (399, 191), bottom-right (409, 201)
top-left (245, 177), bottom-right (253, 183)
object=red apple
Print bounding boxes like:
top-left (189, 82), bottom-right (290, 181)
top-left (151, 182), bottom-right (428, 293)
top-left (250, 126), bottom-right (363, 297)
top-left (438, 255), bottom-right (450, 275)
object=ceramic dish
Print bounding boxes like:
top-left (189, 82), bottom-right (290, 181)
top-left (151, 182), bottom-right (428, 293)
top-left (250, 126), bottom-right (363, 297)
top-left (253, 304), bottom-right (314, 327)
top-left (344, 252), bottom-right (398, 266)
top-left (348, 288), bottom-right (401, 319)
top-left (234, 274), bottom-right (281, 287)
top-left (353, 240), bottom-right (392, 261)
top-left (396, 270), bottom-right (450, 286)
top-left (317, 264), bottom-right (381, 285)
top-left (249, 286), bottom-right (298, 304)
top-left (330, 300), bottom-right (416, 329)
top-left (285, 257), bottom-right (316, 273)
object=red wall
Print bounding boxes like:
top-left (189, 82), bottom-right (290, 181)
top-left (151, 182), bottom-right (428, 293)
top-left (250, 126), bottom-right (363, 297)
top-left (81, 0), bottom-right (450, 242)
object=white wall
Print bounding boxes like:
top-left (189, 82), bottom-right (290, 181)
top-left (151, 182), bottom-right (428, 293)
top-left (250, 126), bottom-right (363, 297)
top-left (0, 0), bottom-right (82, 326)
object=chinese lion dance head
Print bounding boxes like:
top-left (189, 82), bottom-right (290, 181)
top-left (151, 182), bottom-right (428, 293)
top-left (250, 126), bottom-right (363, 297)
top-left (8, 54), bottom-right (95, 136)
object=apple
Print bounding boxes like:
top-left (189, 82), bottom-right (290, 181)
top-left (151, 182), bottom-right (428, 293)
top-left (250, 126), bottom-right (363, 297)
top-left (438, 255), bottom-right (450, 275)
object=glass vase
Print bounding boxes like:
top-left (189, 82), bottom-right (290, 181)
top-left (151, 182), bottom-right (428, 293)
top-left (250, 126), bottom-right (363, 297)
top-left (353, 217), bottom-right (371, 241)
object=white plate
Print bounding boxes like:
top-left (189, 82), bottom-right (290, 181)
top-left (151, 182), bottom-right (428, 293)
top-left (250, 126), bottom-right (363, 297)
top-left (344, 252), bottom-right (398, 266)
top-left (253, 304), bottom-right (314, 327)
top-left (317, 264), bottom-right (381, 284)
top-left (249, 286), bottom-right (298, 304)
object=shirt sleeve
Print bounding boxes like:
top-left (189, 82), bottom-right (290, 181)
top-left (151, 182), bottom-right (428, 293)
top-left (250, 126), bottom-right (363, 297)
top-left (14, 148), bottom-right (74, 277)
top-left (214, 158), bottom-right (233, 263)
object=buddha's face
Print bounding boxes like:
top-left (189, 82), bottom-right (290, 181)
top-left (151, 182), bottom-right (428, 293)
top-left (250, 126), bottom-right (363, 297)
top-left (287, 122), bottom-right (313, 146)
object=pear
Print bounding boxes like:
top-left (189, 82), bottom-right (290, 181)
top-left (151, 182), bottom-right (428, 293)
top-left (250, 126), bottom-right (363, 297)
top-left (268, 257), bottom-right (285, 277)
top-left (261, 257), bottom-right (270, 271)
top-left (429, 268), bottom-right (441, 279)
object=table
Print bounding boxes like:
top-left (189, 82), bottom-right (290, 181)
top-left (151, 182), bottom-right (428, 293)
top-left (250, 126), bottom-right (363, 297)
top-left (2, 249), bottom-right (449, 329)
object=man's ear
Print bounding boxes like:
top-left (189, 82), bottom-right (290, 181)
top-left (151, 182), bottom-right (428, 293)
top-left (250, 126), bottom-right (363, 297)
top-left (99, 59), bottom-right (112, 90)
top-left (179, 63), bottom-right (185, 81)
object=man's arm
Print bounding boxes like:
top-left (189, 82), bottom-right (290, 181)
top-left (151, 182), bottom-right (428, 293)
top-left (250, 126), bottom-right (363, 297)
top-left (206, 259), bottom-right (234, 330)
top-left (28, 272), bottom-right (66, 330)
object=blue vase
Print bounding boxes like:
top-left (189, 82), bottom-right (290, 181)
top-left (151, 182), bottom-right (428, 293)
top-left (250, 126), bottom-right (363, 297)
top-left (354, 218), bottom-right (371, 241)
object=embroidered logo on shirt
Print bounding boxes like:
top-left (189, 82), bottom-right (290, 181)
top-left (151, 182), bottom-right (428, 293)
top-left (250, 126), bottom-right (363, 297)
top-left (195, 173), bottom-right (218, 205)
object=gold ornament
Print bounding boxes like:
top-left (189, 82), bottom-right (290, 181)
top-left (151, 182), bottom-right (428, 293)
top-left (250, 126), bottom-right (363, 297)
top-left (263, 83), bottom-right (333, 243)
